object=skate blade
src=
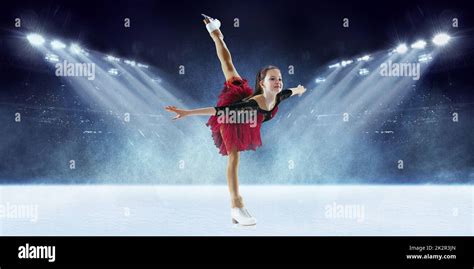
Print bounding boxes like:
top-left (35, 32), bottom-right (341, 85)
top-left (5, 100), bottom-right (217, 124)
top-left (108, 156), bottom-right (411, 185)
top-left (232, 219), bottom-right (257, 228)
top-left (201, 14), bottom-right (212, 20)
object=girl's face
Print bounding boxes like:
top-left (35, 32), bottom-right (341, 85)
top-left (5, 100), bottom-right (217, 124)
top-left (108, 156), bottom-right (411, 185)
top-left (260, 69), bottom-right (283, 94)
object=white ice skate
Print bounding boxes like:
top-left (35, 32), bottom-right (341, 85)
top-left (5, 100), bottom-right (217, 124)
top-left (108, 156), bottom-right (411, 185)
top-left (231, 207), bottom-right (257, 226)
top-left (202, 13), bottom-right (221, 33)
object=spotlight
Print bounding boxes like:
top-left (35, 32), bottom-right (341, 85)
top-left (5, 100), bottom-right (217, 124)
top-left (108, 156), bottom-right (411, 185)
top-left (395, 44), bottom-right (408, 54)
top-left (26, 33), bottom-right (45, 46)
top-left (124, 60), bottom-right (136, 66)
top-left (70, 43), bottom-right (82, 54)
top-left (411, 40), bottom-right (426, 49)
top-left (328, 63), bottom-right (340, 69)
top-left (358, 68), bottom-right (369, 76)
top-left (108, 68), bottom-right (119, 76)
top-left (51, 40), bottom-right (66, 50)
top-left (341, 60), bottom-right (353, 67)
top-left (357, 55), bottom-right (371, 62)
top-left (137, 63), bottom-right (149, 69)
top-left (69, 43), bottom-right (88, 56)
top-left (418, 53), bottom-right (432, 63)
top-left (432, 33), bottom-right (450, 46)
top-left (106, 55), bottom-right (121, 62)
top-left (151, 78), bottom-right (162, 83)
top-left (315, 77), bottom-right (325, 84)
top-left (44, 53), bottom-right (60, 63)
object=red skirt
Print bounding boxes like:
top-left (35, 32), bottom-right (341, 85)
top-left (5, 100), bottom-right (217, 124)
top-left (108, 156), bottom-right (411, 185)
top-left (206, 78), bottom-right (263, 156)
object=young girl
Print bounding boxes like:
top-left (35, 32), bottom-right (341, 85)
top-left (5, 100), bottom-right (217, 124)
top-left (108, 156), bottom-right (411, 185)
top-left (165, 15), bottom-right (306, 226)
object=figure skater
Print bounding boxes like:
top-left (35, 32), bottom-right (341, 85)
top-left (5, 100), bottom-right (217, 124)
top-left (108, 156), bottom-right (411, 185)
top-left (165, 15), bottom-right (306, 226)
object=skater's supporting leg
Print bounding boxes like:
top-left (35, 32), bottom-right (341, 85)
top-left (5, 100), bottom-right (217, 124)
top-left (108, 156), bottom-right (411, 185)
top-left (227, 147), bottom-right (243, 208)
top-left (220, 126), bottom-right (243, 208)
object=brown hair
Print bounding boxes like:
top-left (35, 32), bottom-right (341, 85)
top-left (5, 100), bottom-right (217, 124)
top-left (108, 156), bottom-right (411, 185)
top-left (243, 65), bottom-right (280, 101)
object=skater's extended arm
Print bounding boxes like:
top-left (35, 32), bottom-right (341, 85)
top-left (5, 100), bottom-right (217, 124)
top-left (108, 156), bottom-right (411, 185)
top-left (165, 99), bottom-right (259, 120)
top-left (286, 85), bottom-right (306, 98)
top-left (270, 85), bottom-right (307, 105)
top-left (165, 106), bottom-right (216, 120)
top-left (165, 85), bottom-right (306, 120)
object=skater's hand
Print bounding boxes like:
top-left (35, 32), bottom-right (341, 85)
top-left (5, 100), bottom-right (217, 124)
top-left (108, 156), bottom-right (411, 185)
top-left (165, 106), bottom-right (189, 120)
top-left (203, 18), bottom-right (223, 40)
top-left (290, 85), bottom-right (307, 96)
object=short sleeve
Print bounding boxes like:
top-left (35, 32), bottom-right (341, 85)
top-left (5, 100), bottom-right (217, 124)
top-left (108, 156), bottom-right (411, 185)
top-left (277, 89), bottom-right (293, 103)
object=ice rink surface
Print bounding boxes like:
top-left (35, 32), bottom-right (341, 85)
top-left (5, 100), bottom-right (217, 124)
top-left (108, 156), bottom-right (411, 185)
top-left (0, 185), bottom-right (472, 236)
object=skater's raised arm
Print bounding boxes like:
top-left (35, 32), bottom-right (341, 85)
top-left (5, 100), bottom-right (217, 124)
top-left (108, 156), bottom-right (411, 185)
top-left (204, 17), bottom-right (241, 81)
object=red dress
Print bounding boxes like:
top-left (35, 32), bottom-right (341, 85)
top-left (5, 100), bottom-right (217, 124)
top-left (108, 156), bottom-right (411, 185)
top-left (206, 78), bottom-right (291, 156)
